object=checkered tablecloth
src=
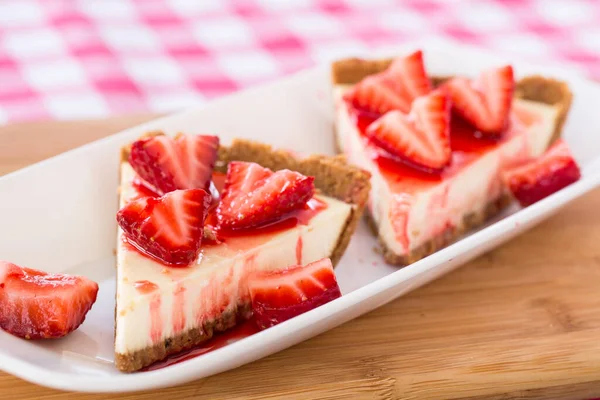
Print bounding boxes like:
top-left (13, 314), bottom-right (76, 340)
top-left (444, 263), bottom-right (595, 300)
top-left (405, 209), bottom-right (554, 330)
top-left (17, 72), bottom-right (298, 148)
top-left (1, 0), bottom-right (599, 124)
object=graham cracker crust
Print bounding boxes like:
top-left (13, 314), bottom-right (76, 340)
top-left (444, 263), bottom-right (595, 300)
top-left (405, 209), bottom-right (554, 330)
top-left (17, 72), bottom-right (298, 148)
top-left (115, 303), bottom-right (250, 373)
top-left (331, 56), bottom-right (572, 266)
top-left (117, 136), bottom-right (371, 372)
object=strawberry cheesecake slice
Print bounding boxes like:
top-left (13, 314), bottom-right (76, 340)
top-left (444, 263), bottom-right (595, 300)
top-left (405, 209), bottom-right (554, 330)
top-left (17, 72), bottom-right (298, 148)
top-left (115, 134), bottom-right (370, 372)
top-left (332, 51), bottom-right (572, 265)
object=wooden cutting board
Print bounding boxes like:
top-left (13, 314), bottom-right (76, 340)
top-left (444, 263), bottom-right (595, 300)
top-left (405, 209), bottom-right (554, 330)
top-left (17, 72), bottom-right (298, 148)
top-left (2, 116), bottom-right (600, 400)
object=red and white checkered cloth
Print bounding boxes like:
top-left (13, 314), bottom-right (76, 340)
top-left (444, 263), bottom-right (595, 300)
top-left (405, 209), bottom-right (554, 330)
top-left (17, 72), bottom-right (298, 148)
top-left (1, 0), bottom-right (599, 124)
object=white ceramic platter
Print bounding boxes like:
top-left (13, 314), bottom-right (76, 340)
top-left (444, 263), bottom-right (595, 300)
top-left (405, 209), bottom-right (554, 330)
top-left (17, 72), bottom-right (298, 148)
top-left (1, 40), bottom-right (599, 393)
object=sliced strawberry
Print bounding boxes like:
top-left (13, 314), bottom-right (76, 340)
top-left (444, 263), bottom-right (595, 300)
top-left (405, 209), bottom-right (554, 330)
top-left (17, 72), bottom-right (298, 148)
top-left (129, 134), bottom-right (219, 195)
top-left (0, 261), bottom-right (98, 339)
top-left (216, 162), bottom-right (315, 230)
top-left (366, 89), bottom-right (451, 171)
top-left (387, 50), bottom-right (432, 106)
top-left (117, 189), bottom-right (211, 266)
top-left (503, 139), bottom-right (581, 207)
top-left (445, 65), bottom-right (514, 135)
top-left (344, 50), bottom-right (431, 115)
top-left (247, 258), bottom-right (341, 329)
top-left (344, 74), bottom-right (408, 115)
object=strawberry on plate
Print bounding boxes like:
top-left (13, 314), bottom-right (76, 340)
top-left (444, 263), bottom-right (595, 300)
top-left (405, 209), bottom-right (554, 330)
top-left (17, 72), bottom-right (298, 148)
top-left (344, 50), bottom-right (431, 115)
top-left (366, 89), bottom-right (451, 172)
top-left (216, 161), bottom-right (315, 230)
top-left (0, 261), bottom-right (98, 339)
top-left (129, 134), bottom-right (219, 195)
top-left (247, 258), bottom-right (341, 329)
top-left (445, 65), bottom-right (514, 136)
top-left (117, 189), bottom-right (211, 266)
top-left (503, 139), bottom-right (581, 207)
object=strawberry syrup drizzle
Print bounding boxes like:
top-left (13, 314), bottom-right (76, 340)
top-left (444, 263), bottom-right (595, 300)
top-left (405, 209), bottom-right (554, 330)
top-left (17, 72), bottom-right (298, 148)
top-left (149, 294), bottom-right (163, 343)
top-left (204, 197), bottom-right (328, 246)
top-left (134, 280), bottom-right (158, 294)
top-left (172, 284), bottom-right (186, 334)
top-left (295, 235), bottom-right (303, 265)
top-left (347, 102), bottom-right (537, 194)
top-left (125, 172), bottom-right (327, 257)
top-left (142, 318), bottom-right (260, 371)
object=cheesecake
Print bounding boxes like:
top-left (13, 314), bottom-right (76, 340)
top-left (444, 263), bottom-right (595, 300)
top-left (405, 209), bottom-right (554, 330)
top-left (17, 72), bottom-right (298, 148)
top-left (115, 136), bottom-right (370, 372)
top-left (331, 51), bottom-right (572, 265)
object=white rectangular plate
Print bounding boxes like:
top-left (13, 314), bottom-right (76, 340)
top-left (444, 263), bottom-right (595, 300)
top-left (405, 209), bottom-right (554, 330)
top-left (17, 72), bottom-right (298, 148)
top-left (1, 40), bottom-right (600, 393)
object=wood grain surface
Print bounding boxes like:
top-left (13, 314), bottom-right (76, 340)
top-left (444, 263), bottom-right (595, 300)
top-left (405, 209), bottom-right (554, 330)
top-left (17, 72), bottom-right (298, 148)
top-left (1, 116), bottom-right (600, 400)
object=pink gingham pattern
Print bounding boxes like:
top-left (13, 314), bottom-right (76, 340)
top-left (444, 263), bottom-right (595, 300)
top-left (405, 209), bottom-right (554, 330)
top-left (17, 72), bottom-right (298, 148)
top-left (1, 0), bottom-right (600, 124)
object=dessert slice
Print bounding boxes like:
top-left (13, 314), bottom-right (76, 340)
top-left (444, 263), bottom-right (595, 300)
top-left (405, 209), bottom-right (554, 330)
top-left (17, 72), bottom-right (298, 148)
top-left (332, 51), bottom-right (572, 265)
top-left (115, 135), bottom-right (370, 372)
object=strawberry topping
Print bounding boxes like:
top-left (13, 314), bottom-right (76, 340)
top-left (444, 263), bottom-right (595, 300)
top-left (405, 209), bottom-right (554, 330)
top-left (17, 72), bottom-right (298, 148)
top-left (216, 161), bottom-right (315, 230)
top-left (0, 261), bottom-right (98, 339)
top-left (445, 65), bottom-right (514, 136)
top-left (117, 189), bottom-right (211, 266)
top-left (129, 134), bottom-right (219, 195)
top-left (503, 139), bottom-right (581, 207)
top-left (247, 258), bottom-right (341, 329)
top-left (366, 89), bottom-right (451, 172)
top-left (387, 50), bottom-right (432, 108)
top-left (344, 50), bottom-right (431, 115)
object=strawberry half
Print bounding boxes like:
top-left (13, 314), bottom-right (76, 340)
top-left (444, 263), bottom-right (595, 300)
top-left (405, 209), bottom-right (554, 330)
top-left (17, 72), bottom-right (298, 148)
top-left (344, 50), bottom-right (431, 115)
top-left (503, 139), bottom-right (581, 207)
top-left (248, 258), bottom-right (341, 329)
top-left (129, 134), bottom-right (219, 195)
top-left (117, 189), bottom-right (211, 266)
top-left (445, 65), bottom-right (514, 136)
top-left (216, 162), bottom-right (315, 230)
top-left (0, 261), bottom-right (98, 339)
top-left (366, 89), bottom-right (451, 172)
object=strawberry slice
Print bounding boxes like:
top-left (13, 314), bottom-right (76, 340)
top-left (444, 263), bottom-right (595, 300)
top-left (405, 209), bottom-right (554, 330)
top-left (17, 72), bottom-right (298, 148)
top-left (445, 65), bottom-right (514, 135)
top-left (117, 189), bottom-right (211, 266)
top-left (344, 74), bottom-right (409, 116)
top-left (129, 134), bottom-right (219, 195)
top-left (247, 258), bottom-right (341, 329)
top-left (387, 50), bottom-right (432, 107)
top-left (216, 162), bottom-right (315, 230)
top-left (366, 89), bottom-right (451, 171)
top-left (0, 261), bottom-right (98, 339)
top-left (344, 50), bottom-right (431, 115)
top-left (503, 139), bottom-right (581, 207)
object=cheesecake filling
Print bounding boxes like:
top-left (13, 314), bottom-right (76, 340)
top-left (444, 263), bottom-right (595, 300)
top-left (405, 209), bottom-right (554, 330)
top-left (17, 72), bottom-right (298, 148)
top-left (334, 86), bottom-right (560, 256)
top-left (115, 163), bottom-right (353, 354)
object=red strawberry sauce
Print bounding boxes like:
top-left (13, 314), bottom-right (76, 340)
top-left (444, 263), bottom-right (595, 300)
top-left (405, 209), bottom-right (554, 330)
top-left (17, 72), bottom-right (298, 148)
top-left (347, 102), bottom-right (541, 194)
top-left (204, 197), bottom-right (327, 246)
top-left (142, 318), bottom-right (260, 371)
top-left (124, 175), bottom-right (328, 259)
top-left (134, 280), bottom-right (158, 294)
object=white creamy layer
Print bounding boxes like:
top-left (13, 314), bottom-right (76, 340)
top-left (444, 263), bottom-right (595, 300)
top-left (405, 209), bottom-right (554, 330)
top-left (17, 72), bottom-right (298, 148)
top-left (115, 163), bottom-right (353, 354)
top-left (334, 86), bottom-right (559, 256)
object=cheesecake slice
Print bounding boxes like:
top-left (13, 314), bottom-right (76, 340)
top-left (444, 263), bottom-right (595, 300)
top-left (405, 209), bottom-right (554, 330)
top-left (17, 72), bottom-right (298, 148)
top-left (331, 53), bottom-right (572, 265)
top-left (115, 137), bottom-right (370, 372)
